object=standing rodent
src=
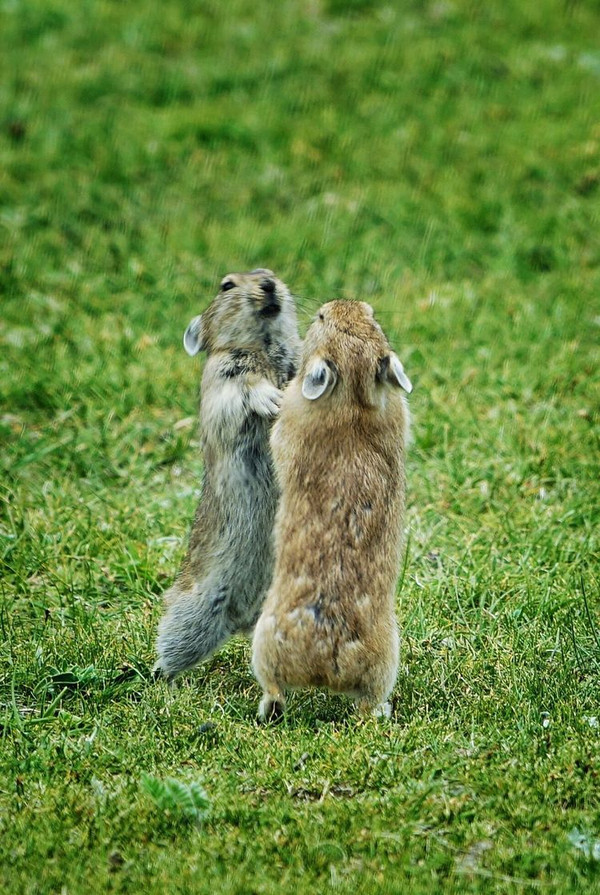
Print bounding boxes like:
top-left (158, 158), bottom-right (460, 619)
top-left (251, 300), bottom-right (412, 720)
top-left (155, 269), bottom-right (300, 681)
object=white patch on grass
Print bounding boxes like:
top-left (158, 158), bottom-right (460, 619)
top-left (569, 828), bottom-right (600, 861)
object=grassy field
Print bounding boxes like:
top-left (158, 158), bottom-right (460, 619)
top-left (1, 0), bottom-right (600, 892)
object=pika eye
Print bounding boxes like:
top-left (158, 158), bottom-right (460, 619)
top-left (318, 312), bottom-right (325, 321)
top-left (221, 279), bottom-right (235, 292)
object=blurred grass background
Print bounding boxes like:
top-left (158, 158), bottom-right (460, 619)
top-left (1, 1), bottom-right (600, 893)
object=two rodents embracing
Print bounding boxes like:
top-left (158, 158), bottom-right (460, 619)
top-left (154, 269), bottom-right (412, 721)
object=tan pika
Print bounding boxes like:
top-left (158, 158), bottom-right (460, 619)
top-left (155, 269), bottom-right (300, 681)
top-left (251, 299), bottom-right (412, 720)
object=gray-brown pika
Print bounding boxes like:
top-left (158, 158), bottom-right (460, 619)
top-left (155, 269), bottom-right (300, 681)
top-left (251, 299), bottom-right (412, 720)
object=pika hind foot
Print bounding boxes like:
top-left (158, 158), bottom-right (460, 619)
top-left (356, 698), bottom-right (392, 719)
top-left (372, 701), bottom-right (392, 719)
top-left (151, 659), bottom-right (178, 685)
top-left (258, 693), bottom-right (286, 723)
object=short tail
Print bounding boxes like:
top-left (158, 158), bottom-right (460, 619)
top-left (154, 587), bottom-right (231, 682)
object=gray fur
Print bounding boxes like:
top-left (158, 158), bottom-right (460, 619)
top-left (154, 270), bottom-right (300, 681)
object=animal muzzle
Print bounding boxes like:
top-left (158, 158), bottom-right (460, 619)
top-left (260, 300), bottom-right (281, 318)
top-left (259, 278), bottom-right (281, 317)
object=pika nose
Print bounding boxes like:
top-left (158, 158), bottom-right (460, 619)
top-left (260, 278), bottom-right (276, 295)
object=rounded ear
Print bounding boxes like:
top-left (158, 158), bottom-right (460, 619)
top-left (378, 353), bottom-right (412, 393)
top-left (183, 315), bottom-right (206, 356)
top-left (302, 359), bottom-right (337, 401)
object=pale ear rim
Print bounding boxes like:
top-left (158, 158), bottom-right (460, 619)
top-left (390, 354), bottom-right (412, 393)
top-left (301, 358), bottom-right (337, 401)
top-left (183, 315), bottom-right (205, 356)
top-left (378, 354), bottom-right (413, 393)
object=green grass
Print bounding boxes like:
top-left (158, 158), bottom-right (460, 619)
top-left (1, 0), bottom-right (600, 892)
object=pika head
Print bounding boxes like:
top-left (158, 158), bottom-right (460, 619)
top-left (183, 269), bottom-right (296, 357)
top-left (300, 300), bottom-right (412, 406)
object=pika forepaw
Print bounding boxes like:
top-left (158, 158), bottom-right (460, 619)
top-left (258, 694), bottom-right (286, 723)
top-left (250, 382), bottom-right (283, 419)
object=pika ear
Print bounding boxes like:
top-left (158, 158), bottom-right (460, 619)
top-left (301, 358), bottom-right (337, 401)
top-left (183, 315), bottom-right (206, 356)
top-left (378, 354), bottom-right (412, 393)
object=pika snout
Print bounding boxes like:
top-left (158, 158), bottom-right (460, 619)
top-left (258, 277), bottom-right (281, 318)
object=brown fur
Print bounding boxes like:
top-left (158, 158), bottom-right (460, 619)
top-left (251, 300), bottom-right (412, 719)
